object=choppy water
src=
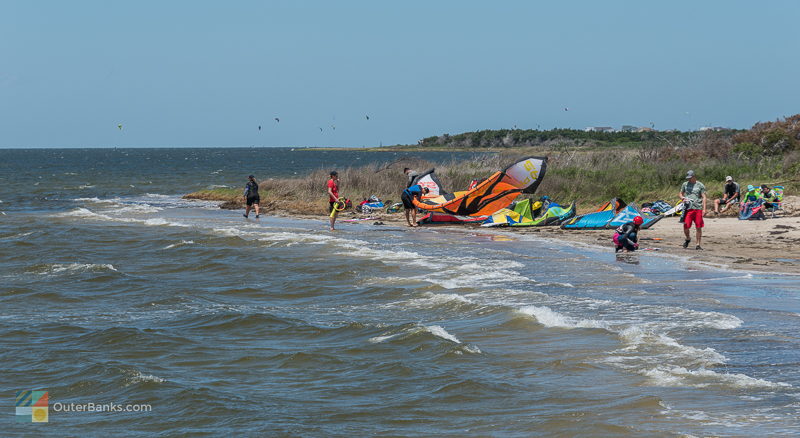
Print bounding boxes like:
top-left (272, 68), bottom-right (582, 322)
top-left (2, 148), bottom-right (799, 436)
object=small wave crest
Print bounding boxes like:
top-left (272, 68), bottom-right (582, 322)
top-left (29, 263), bottom-right (118, 275)
top-left (517, 305), bottom-right (609, 330)
top-left (164, 240), bottom-right (195, 249)
top-left (642, 366), bottom-right (791, 389)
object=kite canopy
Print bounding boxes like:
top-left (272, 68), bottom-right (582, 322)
top-left (561, 198), bottom-right (627, 230)
top-left (607, 204), bottom-right (662, 229)
top-left (410, 168), bottom-right (449, 199)
top-left (561, 199), bottom-right (661, 229)
top-left (482, 199), bottom-right (533, 227)
top-left (413, 157), bottom-right (548, 217)
top-left (512, 201), bottom-right (576, 227)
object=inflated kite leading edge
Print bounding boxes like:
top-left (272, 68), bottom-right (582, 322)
top-left (412, 156), bottom-right (548, 217)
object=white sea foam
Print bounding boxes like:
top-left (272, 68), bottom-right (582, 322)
top-left (424, 325), bottom-right (461, 343)
top-left (1, 231), bottom-right (34, 240)
top-left (617, 326), bottom-right (727, 366)
top-left (124, 370), bottom-right (166, 386)
top-left (642, 366), bottom-right (791, 389)
top-left (368, 333), bottom-right (401, 343)
top-left (57, 208), bottom-right (188, 227)
top-left (39, 263), bottom-right (118, 275)
top-left (368, 324), bottom-right (464, 345)
top-left (404, 292), bottom-right (473, 308)
top-left (112, 204), bottom-right (164, 214)
top-left (164, 240), bottom-right (194, 249)
top-left (462, 345), bottom-right (482, 354)
top-left (517, 305), bottom-right (609, 330)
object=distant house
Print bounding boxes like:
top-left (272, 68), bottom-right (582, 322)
top-left (584, 126), bottom-right (615, 133)
top-left (699, 126), bottom-right (729, 132)
top-left (620, 125), bottom-right (637, 132)
top-left (636, 127), bottom-right (654, 132)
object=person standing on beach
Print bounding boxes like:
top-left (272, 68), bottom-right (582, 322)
top-left (404, 168), bottom-right (419, 188)
top-left (243, 175), bottom-right (260, 218)
top-left (327, 171), bottom-right (340, 231)
top-left (680, 170), bottom-right (707, 250)
top-left (401, 184), bottom-right (429, 227)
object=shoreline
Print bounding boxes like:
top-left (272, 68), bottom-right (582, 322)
top-left (258, 207), bottom-right (800, 275)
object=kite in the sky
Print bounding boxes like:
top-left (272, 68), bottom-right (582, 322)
top-left (258, 125), bottom-right (261, 131)
top-left (366, 115), bottom-right (370, 120)
top-left (117, 124), bottom-right (123, 130)
top-left (564, 107), bottom-right (569, 111)
top-left (319, 127), bottom-right (323, 132)
top-left (331, 125), bottom-right (336, 130)
top-left (274, 117), bottom-right (280, 123)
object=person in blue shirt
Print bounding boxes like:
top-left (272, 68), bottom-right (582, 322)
top-left (401, 184), bottom-right (430, 227)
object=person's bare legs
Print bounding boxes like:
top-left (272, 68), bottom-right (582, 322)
top-left (714, 199), bottom-right (721, 214)
top-left (411, 208), bottom-right (418, 227)
top-left (244, 203), bottom-right (251, 218)
top-left (696, 227), bottom-right (702, 247)
top-left (254, 203), bottom-right (260, 217)
top-left (405, 209), bottom-right (413, 227)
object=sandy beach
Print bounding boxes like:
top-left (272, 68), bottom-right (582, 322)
top-left (314, 195), bottom-right (800, 274)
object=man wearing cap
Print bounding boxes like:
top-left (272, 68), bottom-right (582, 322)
top-left (679, 170), bottom-right (707, 250)
top-left (243, 175), bottom-right (260, 218)
top-left (327, 170), bottom-right (340, 231)
top-left (713, 176), bottom-right (740, 214)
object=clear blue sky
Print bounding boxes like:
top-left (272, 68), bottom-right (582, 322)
top-left (2, 0), bottom-right (798, 148)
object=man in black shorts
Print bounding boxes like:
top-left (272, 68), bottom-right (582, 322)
top-left (243, 175), bottom-right (260, 218)
top-left (401, 184), bottom-right (430, 227)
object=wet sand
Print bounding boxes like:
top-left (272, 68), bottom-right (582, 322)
top-left (308, 198), bottom-right (800, 274)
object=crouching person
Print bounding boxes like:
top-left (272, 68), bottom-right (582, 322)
top-left (402, 185), bottom-right (430, 227)
top-left (613, 215), bottom-right (643, 252)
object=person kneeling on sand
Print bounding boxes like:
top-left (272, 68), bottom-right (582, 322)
top-left (613, 215), bottom-right (643, 252)
top-left (680, 170), bottom-right (707, 250)
top-left (243, 175), bottom-right (260, 218)
top-left (714, 176), bottom-right (740, 214)
top-left (402, 184), bottom-right (429, 227)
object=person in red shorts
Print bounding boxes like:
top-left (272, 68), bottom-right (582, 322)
top-left (679, 170), bottom-right (707, 250)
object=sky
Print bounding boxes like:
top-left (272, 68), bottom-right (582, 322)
top-left (1, 0), bottom-right (799, 148)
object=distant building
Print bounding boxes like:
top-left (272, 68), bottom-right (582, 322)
top-left (584, 126), bottom-right (615, 133)
top-left (699, 126), bottom-right (728, 132)
top-left (620, 125), bottom-right (637, 132)
top-left (636, 127), bottom-right (654, 132)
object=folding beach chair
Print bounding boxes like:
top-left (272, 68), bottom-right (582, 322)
top-left (767, 186), bottom-right (784, 218)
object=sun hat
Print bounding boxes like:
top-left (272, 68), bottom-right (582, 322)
top-left (685, 170), bottom-right (695, 179)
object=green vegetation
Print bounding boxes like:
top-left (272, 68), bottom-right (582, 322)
top-left (187, 115), bottom-right (800, 215)
top-left (418, 128), bottom-right (726, 149)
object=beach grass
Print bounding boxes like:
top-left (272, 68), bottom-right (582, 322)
top-left (186, 118), bottom-right (800, 215)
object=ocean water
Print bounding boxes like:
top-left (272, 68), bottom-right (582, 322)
top-left (2, 148), bottom-right (799, 436)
